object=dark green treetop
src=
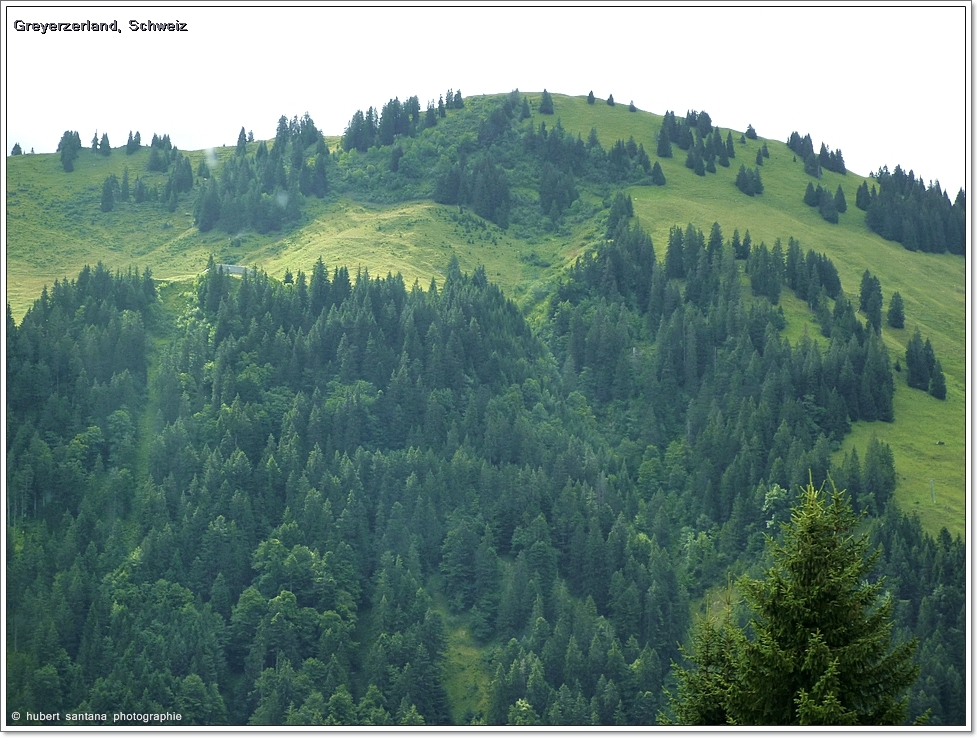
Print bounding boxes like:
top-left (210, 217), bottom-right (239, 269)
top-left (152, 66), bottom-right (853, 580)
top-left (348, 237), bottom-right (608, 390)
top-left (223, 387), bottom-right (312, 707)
top-left (539, 89), bottom-right (554, 115)
top-left (834, 184), bottom-right (847, 213)
top-left (236, 127), bottom-right (248, 156)
top-left (887, 292), bottom-right (905, 329)
top-left (651, 160), bottom-right (666, 186)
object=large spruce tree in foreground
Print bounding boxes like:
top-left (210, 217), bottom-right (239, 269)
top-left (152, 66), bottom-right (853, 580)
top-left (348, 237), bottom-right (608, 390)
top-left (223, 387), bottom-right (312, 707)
top-left (661, 481), bottom-right (920, 726)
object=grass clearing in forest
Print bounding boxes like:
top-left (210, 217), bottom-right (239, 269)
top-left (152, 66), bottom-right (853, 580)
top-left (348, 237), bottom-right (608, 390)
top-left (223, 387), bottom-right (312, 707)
top-left (429, 589), bottom-right (491, 725)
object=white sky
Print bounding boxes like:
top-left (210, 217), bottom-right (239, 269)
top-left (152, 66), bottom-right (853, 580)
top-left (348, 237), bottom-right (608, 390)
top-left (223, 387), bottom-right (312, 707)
top-left (2, 1), bottom-right (972, 196)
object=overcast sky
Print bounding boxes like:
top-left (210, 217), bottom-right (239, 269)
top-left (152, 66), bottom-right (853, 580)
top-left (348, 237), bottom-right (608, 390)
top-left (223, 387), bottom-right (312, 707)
top-left (3, 1), bottom-right (971, 196)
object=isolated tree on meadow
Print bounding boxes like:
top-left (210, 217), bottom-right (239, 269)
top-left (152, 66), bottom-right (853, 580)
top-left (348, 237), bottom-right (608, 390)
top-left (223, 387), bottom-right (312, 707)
top-left (587, 90), bottom-right (595, 104)
top-left (58, 130), bottom-right (81, 171)
top-left (101, 174), bottom-right (118, 212)
top-left (745, 124), bottom-right (757, 139)
top-left (539, 89), bottom-right (554, 115)
top-left (661, 480), bottom-right (920, 725)
top-left (834, 185), bottom-right (847, 213)
top-left (886, 292), bottom-right (905, 329)
top-left (11, 143), bottom-right (22, 155)
top-left (607, 94), bottom-right (615, 106)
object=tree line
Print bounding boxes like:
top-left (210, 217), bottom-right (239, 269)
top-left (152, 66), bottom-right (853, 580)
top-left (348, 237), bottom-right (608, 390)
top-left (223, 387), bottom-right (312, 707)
top-left (858, 166), bottom-right (965, 255)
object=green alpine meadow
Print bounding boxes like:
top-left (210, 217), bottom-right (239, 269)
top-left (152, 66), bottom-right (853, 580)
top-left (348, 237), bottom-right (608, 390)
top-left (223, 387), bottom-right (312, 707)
top-left (5, 89), bottom-right (965, 726)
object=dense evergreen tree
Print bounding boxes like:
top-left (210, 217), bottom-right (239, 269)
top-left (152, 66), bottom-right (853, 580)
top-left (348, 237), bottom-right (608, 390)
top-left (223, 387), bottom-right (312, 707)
top-left (539, 89), bottom-right (554, 115)
top-left (605, 192), bottom-right (634, 239)
top-left (819, 186), bottom-right (839, 224)
top-left (651, 161), bottom-right (666, 186)
top-left (804, 182), bottom-right (818, 207)
top-left (804, 153), bottom-right (822, 179)
top-left (735, 165), bottom-right (763, 196)
top-left (859, 270), bottom-right (882, 314)
top-left (100, 174), bottom-right (118, 212)
top-left (834, 185), bottom-right (847, 213)
top-left (124, 130), bottom-right (141, 154)
top-left (57, 130), bottom-right (82, 171)
top-left (904, 329), bottom-right (931, 390)
top-left (663, 482), bottom-right (920, 725)
top-left (587, 90), bottom-right (595, 105)
top-left (887, 292), bottom-right (905, 329)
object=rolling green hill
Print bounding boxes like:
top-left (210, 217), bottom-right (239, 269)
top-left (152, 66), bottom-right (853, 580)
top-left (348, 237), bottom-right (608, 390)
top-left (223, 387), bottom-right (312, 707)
top-left (5, 92), bottom-right (964, 538)
top-left (5, 91), bottom-right (967, 727)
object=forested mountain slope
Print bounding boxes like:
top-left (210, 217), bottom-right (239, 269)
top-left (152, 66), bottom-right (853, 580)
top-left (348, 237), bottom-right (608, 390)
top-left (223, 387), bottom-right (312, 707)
top-left (5, 89), bottom-right (966, 726)
top-left (6, 92), bottom-right (964, 537)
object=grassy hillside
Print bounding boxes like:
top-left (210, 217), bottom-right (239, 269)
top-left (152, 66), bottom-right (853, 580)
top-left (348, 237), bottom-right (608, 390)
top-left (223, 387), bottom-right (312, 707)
top-left (5, 92), bottom-right (965, 537)
top-left (522, 93), bottom-right (966, 538)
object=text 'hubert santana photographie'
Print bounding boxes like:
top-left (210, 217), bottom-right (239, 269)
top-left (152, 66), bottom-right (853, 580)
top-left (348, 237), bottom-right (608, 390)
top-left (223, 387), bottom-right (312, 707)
top-left (5, 88), bottom-right (965, 726)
